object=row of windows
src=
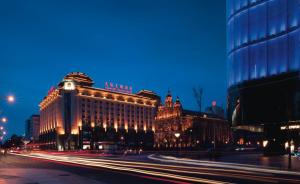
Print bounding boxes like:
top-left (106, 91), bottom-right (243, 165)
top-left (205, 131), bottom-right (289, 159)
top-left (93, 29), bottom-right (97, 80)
top-left (81, 101), bottom-right (152, 111)
top-left (82, 107), bottom-right (151, 114)
top-left (228, 29), bottom-right (300, 86)
top-left (82, 109), bottom-right (152, 117)
top-left (82, 114), bottom-right (151, 120)
top-left (82, 120), bottom-right (153, 129)
top-left (80, 94), bottom-right (153, 106)
top-left (227, 0), bottom-right (300, 53)
top-left (40, 107), bottom-right (58, 130)
top-left (227, 0), bottom-right (288, 19)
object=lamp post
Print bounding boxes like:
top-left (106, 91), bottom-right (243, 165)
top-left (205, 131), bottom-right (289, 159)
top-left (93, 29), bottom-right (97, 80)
top-left (287, 122), bottom-right (292, 170)
top-left (0, 94), bottom-right (14, 148)
top-left (174, 132), bottom-right (181, 157)
top-left (0, 127), bottom-right (6, 145)
top-left (0, 95), bottom-right (15, 123)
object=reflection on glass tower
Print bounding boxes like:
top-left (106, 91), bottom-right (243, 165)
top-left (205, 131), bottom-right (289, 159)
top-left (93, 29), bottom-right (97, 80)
top-left (227, 0), bottom-right (300, 86)
top-left (227, 0), bottom-right (300, 145)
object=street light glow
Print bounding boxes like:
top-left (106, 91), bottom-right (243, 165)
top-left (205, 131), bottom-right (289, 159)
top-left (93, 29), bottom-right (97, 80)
top-left (174, 133), bottom-right (180, 138)
top-left (7, 95), bottom-right (15, 103)
top-left (1, 117), bottom-right (7, 123)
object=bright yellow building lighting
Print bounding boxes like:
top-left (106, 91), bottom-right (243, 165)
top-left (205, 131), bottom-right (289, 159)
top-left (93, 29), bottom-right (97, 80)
top-left (134, 125), bottom-right (138, 132)
top-left (71, 129), bottom-right (79, 135)
top-left (285, 142), bottom-right (289, 149)
top-left (291, 144), bottom-right (295, 152)
top-left (263, 140), bottom-right (268, 148)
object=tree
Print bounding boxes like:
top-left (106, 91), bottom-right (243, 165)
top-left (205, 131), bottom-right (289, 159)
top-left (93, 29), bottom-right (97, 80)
top-left (3, 134), bottom-right (24, 148)
top-left (193, 86), bottom-right (203, 112)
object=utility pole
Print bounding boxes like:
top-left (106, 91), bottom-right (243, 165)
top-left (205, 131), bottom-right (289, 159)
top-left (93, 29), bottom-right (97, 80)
top-left (214, 127), bottom-right (216, 149)
top-left (288, 123), bottom-right (292, 170)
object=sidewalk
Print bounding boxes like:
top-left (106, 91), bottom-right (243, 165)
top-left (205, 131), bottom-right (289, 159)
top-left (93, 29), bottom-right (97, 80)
top-left (0, 168), bottom-right (105, 184)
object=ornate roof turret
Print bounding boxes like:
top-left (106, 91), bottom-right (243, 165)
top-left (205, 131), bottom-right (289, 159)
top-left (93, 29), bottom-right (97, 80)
top-left (59, 72), bottom-right (94, 87)
top-left (165, 90), bottom-right (173, 108)
top-left (166, 89), bottom-right (172, 97)
top-left (174, 96), bottom-right (182, 111)
top-left (174, 96), bottom-right (181, 106)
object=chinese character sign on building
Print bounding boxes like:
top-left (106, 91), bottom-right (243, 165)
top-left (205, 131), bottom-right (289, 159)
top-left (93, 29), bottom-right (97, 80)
top-left (105, 82), bottom-right (132, 94)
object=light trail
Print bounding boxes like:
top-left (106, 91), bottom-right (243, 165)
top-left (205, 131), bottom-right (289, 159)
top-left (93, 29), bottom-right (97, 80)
top-left (14, 153), bottom-right (233, 184)
top-left (12, 152), bottom-right (300, 184)
top-left (148, 154), bottom-right (300, 176)
top-left (54, 155), bottom-right (300, 183)
top-left (66, 158), bottom-right (276, 183)
top-left (25, 152), bottom-right (260, 175)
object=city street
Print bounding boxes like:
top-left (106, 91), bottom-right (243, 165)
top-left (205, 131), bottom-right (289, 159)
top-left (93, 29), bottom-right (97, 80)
top-left (1, 152), bottom-right (300, 184)
top-left (1, 0), bottom-right (300, 183)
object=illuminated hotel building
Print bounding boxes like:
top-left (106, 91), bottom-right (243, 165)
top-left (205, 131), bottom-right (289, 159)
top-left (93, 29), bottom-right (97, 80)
top-left (227, 0), bottom-right (300, 146)
top-left (39, 72), bottom-right (160, 150)
top-left (154, 91), bottom-right (231, 149)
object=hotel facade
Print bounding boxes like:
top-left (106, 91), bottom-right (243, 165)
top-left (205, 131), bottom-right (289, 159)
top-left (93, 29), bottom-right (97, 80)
top-left (39, 72), bottom-right (160, 150)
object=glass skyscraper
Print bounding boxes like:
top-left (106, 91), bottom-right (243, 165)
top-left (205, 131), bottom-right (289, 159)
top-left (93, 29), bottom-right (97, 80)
top-left (227, 0), bottom-right (300, 145)
top-left (227, 0), bottom-right (300, 86)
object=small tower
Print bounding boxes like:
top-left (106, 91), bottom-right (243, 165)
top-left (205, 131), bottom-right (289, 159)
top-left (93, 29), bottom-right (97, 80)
top-left (165, 90), bottom-right (173, 108)
top-left (174, 96), bottom-right (182, 116)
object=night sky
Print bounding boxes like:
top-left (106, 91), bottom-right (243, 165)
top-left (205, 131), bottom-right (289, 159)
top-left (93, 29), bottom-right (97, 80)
top-left (0, 0), bottom-right (226, 137)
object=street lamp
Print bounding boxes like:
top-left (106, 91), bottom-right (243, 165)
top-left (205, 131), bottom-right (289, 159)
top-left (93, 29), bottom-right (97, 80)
top-left (0, 127), bottom-right (6, 144)
top-left (174, 133), bottom-right (181, 156)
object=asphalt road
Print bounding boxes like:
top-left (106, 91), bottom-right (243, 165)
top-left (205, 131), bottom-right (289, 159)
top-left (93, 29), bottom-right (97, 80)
top-left (2, 153), bottom-right (300, 184)
top-left (0, 154), bottom-right (170, 184)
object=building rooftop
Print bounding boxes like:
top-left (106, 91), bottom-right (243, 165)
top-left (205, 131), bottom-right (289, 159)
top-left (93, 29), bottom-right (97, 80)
top-left (60, 72), bottom-right (94, 87)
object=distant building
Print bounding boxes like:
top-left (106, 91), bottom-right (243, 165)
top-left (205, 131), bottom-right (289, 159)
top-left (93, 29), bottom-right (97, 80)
top-left (39, 72), bottom-right (160, 150)
top-left (154, 91), bottom-right (231, 149)
top-left (205, 101), bottom-right (225, 119)
top-left (25, 115), bottom-right (40, 141)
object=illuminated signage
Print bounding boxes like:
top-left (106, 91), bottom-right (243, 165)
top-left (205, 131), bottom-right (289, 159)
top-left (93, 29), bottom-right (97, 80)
top-left (280, 125), bottom-right (300, 130)
top-left (64, 80), bottom-right (75, 90)
top-left (105, 82), bottom-right (132, 94)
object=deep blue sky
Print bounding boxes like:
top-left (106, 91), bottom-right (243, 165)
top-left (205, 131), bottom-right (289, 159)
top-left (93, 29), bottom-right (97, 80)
top-left (0, 0), bottom-right (226, 137)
